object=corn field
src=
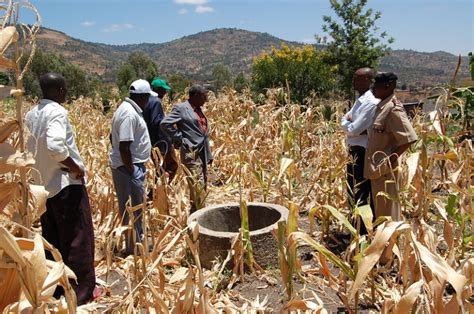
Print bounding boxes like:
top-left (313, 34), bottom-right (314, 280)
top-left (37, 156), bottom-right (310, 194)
top-left (1, 84), bottom-right (473, 312)
top-left (0, 0), bottom-right (473, 312)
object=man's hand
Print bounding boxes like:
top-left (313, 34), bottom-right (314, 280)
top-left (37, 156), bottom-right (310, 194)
top-left (125, 164), bottom-right (134, 176)
top-left (60, 157), bottom-right (85, 180)
top-left (69, 163), bottom-right (85, 179)
top-left (346, 114), bottom-right (353, 122)
top-left (119, 141), bottom-right (134, 176)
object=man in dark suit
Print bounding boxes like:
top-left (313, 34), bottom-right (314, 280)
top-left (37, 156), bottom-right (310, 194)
top-left (161, 85), bottom-right (212, 212)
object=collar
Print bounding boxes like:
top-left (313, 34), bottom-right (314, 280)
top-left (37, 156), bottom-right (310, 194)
top-left (39, 99), bottom-right (60, 106)
top-left (188, 101), bottom-right (202, 111)
top-left (377, 93), bottom-right (396, 108)
top-left (357, 89), bottom-right (374, 101)
top-left (125, 97), bottom-right (143, 114)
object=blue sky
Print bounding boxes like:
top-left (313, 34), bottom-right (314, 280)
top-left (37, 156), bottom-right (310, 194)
top-left (28, 0), bottom-right (473, 54)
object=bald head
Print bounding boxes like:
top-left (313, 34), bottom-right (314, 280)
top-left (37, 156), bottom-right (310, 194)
top-left (355, 68), bottom-right (375, 79)
top-left (40, 73), bottom-right (67, 103)
top-left (188, 84), bottom-right (209, 108)
top-left (353, 67), bottom-right (375, 94)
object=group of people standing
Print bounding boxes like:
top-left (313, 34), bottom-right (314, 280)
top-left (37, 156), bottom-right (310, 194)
top-left (109, 78), bottom-right (212, 255)
top-left (342, 69), bottom-right (417, 231)
top-left (23, 67), bottom-right (417, 304)
top-left (25, 73), bottom-right (212, 304)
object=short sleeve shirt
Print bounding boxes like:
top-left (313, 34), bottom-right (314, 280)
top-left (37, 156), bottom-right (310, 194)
top-left (364, 94), bottom-right (418, 180)
top-left (109, 98), bottom-right (151, 168)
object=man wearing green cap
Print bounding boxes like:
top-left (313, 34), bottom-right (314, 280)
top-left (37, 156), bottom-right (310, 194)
top-left (143, 78), bottom-right (178, 181)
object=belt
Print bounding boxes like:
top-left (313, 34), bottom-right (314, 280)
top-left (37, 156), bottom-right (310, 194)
top-left (348, 145), bottom-right (365, 151)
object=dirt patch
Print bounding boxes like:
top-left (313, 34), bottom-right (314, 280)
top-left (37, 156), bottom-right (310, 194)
top-left (98, 269), bottom-right (129, 297)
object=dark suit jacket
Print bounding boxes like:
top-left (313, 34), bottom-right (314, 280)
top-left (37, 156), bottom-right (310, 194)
top-left (160, 101), bottom-right (213, 166)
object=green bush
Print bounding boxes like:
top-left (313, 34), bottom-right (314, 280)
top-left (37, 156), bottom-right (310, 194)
top-left (0, 71), bottom-right (10, 85)
top-left (251, 44), bottom-right (336, 105)
top-left (116, 52), bottom-right (158, 95)
top-left (21, 49), bottom-right (94, 100)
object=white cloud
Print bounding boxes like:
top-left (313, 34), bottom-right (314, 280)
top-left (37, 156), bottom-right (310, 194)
top-left (195, 5), bottom-right (214, 13)
top-left (174, 0), bottom-right (208, 4)
top-left (80, 21), bottom-right (95, 27)
top-left (174, 0), bottom-right (214, 14)
top-left (103, 23), bottom-right (135, 33)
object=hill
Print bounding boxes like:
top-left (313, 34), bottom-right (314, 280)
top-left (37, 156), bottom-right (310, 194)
top-left (36, 27), bottom-right (470, 87)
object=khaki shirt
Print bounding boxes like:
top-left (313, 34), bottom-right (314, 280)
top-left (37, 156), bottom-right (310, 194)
top-left (364, 94), bottom-right (418, 180)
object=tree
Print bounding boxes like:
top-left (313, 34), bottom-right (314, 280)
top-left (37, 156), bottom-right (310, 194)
top-left (469, 52), bottom-right (473, 80)
top-left (212, 64), bottom-right (233, 92)
top-left (116, 52), bottom-right (158, 94)
top-left (116, 64), bottom-right (136, 95)
top-left (251, 44), bottom-right (336, 105)
top-left (21, 49), bottom-right (93, 100)
top-left (319, 0), bottom-right (394, 98)
top-left (0, 71), bottom-right (10, 85)
top-left (167, 73), bottom-right (192, 99)
top-left (233, 72), bottom-right (249, 93)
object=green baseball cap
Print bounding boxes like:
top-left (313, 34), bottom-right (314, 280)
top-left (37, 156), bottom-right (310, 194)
top-left (151, 79), bottom-right (171, 90)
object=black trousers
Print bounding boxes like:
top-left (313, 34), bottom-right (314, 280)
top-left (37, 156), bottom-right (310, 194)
top-left (42, 184), bottom-right (96, 305)
top-left (347, 146), bottom-right (373, 234)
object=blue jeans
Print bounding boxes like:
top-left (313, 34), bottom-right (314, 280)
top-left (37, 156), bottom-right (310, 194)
top-left (111, 163), bottom-right (146, 254)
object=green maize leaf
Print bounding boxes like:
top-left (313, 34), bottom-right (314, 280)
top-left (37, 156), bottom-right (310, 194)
top-left (288, 231), bottom-right (355, 280)
top-left (276, 221), bottom-right (292, 298)
top-left (354, 204), bottom-right (373, 234)
top-left (323, 204), bottom-right (357, 236)
top-left (445, 194), bottom-right (458, 218)
top-left (240, 200), bottom-right (254, 266)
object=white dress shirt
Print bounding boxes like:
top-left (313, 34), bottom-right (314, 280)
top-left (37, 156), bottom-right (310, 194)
top-left (25, 99), bottom-right (85, 198)
top-left (341, 90), bottom-right (379, 148)
top-left (109, 98), bottom-right (151, 169)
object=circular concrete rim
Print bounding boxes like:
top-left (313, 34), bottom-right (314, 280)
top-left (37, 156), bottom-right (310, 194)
top-left (187, 202), bottom-right (288, 238)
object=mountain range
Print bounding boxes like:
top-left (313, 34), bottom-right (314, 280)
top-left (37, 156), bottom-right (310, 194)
top-left (36, 27), bottom-right (470, 88)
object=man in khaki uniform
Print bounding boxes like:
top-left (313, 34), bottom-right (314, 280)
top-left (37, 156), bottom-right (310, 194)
top-left (364, 72), bottom-right (417, 221)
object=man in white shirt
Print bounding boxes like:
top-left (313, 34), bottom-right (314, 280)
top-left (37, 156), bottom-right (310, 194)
top-left (25, 73), bottom-right (95, 305)
top-left (341, 68), bottom-right (379, 233)
top-left (109, 79), bottom-right (154, 255)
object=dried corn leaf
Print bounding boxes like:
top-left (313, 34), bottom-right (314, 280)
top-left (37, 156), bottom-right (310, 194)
top-left (27, 234), bottom-right (48, 295)
top-left (169, 267), bottom-right (189, 284)
top-left (0, 119), bottom-right (18, 143)
top-left (0, 182), bottom-right (19, 213)
top-left (349, 221), bottom-right (409, 301)
top-left (0, 142), bottom-right (35, 173)
top-left (278, 157), bottom-right (294, 181)
top-left (432, 149), bottom-right (458, 162)
top-left (283, 297), bottom-right (325, 312)
top-left (405, 152), bottom-right (420, 187)
top-left (393, 280), bottom-right (423, 314)
top-left (0, 56), bottom-right (16, 69)
top-left (40, 261), bottom-right (66, 299)
top-left (28, 184), bottom-right (48, 220)
top-left (171, 267), bottom-right (194, 313)
top-left (413, 237), bottom-right (467, 306)
top-left (153, 184), bottom-right (169, 216)
top-left (308, 206), bottom-right (319, 234)
top-left (428, 110), bottom-right (444, 135)
top-left (0, 26), bottom-right (18, 54)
